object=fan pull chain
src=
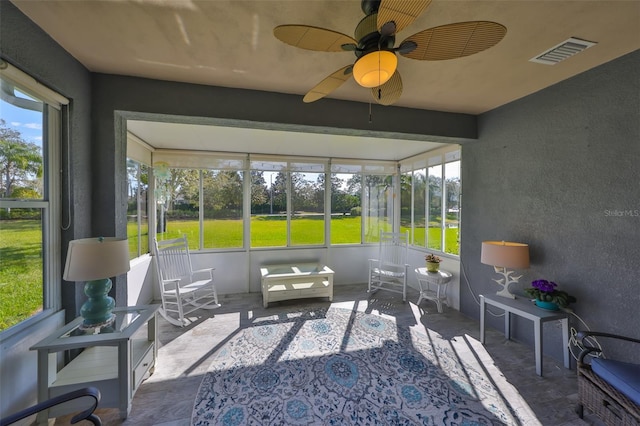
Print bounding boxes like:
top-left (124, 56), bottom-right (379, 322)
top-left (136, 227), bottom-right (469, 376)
top-left (378, 49), bottom-right (381, 88)
top-left (369, 102), bottom-right (372, 123)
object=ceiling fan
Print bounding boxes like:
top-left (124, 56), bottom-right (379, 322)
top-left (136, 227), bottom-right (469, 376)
top-left (274, 0), bottom-right (507, 106)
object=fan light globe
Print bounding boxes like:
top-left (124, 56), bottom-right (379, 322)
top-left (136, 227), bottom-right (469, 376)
top-left (353, 51), bottom-right (397, 88)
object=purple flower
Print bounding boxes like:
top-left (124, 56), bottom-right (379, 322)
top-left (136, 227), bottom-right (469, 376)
top-left (531, 279), bottom-right (557, 293)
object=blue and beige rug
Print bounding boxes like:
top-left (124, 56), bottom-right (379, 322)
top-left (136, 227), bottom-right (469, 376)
top-left (192, 307), bottom-right (536, 425)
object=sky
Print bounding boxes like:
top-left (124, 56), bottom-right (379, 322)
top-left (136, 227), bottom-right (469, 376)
top-left (1, 87), bottom-right (44, 148)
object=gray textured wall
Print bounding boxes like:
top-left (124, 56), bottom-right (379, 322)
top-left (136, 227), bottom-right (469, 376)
top-left (461, 50), bottom-right (640, 364)
top-left (90, 72), bottom-right (478, 241)
top-left (90, 73), bottom-right (478, 302)
top-left (0, 1), bottom-right (93, 323)
top-left (0, 1), bottom-right (93, 414)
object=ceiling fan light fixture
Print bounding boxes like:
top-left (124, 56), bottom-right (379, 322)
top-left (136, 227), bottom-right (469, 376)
top-left (353, 50), bottom-right (397, 88)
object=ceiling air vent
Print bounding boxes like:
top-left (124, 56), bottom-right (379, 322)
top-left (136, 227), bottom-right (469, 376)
top-left (529, 37), bottom-right (597, 65)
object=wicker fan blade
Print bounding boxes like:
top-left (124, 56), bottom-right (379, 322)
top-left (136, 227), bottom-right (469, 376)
top-left (371, 70), bottom-right (403, 106)
top-left (303, 65), bottom-right (353, 103)
top-left (274, 25), bottom-right (357, 52)
top-left (377, 0), bottom-right (432, 35)
top-left (401, 21), bottom-right (507, 61)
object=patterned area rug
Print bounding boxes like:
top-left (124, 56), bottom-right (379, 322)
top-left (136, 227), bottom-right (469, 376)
top-left (192, 307), bottom-right (536, 425)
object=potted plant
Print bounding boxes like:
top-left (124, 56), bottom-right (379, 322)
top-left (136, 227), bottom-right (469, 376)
top-left (524, 279), bottom-right (576, 311)
top-left (425, 253), bottom-right (442, 273)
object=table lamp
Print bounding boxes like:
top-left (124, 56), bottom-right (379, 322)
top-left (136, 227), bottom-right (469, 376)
top-left (481, 241), bottom-right (530, 299)
top-left (63, 237), bottom-right (130, 327)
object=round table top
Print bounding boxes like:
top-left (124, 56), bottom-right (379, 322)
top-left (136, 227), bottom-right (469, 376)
top-left (415, 268), bottom-right (452, 283)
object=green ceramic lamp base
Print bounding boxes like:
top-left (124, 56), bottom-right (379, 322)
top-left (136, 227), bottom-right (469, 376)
top-left (80, 278), bottom-right (116, 327)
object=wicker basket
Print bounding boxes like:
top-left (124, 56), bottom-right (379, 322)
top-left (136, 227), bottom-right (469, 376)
top-left (577, 363), bottom-right (640, 426)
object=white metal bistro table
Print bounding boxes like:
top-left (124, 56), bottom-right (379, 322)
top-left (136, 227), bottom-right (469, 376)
top-left (415, 268), bottom-right (452, 313)
top-left (480, 294), bottom-right (570, 376)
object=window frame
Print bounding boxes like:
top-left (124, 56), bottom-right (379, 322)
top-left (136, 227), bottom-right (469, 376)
top-left (151, 152), bottom-right (248, 251)
top-left (126, 144), bottom-right (459, 252)
top-left (400, 146), bottom-right (461, 256)
top-left (0, 62), bottom-right (66, 338)
top-left (126, 133), bottom-right (153, 259)
top-left (249, 156), bottom-right (328, 249)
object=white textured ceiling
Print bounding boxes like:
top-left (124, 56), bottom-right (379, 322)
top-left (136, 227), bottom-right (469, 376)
top-left (12, 0), bottom-right (640, 159)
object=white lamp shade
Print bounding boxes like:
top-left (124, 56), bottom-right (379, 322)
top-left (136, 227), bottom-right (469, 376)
top-left (481, 241), bottom-right (530, 269)
top-left (353, 51), bottom-right (398, 88)
top-left (63, 237), bottom-right (130, 281)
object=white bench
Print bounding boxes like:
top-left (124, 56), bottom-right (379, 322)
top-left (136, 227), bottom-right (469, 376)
top-left (260, 263), bottom-right (334, 308)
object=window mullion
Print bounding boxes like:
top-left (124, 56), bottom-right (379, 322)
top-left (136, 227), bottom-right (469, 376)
top-left (426, 173), bottom-right (430, 249)
top-left (46, 105), bottom-right (61, 311)
top-left (286, 171), bottom-right (291, 247)
top-left (441, 165), bottom-right (446, 252)
top-left (324, 170), bottom-right (331, 247)
top-left (136, 164), bottom-right (142, 257)
top-left (199, 170), bottom-right (204, 250)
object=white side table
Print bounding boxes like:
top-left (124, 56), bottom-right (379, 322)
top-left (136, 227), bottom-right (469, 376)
top-left (480, 294), bottom-right (570, 376)
top-left (30, 305), bottom-right (159, 423)
top-left (415, 268), bottom-right (452, 312)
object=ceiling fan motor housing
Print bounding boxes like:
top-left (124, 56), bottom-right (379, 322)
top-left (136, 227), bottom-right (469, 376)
top-left (361, 0), bottom-right (381, 16)
top-left (354, 13), bottom-right (395, 59)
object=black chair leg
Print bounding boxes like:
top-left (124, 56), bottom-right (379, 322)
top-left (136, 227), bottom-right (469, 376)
top-left (576, 403), bottom-right (584, 419)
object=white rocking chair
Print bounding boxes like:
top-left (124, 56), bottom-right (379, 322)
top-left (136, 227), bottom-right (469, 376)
top-left (154, 235), bottom-right (221, 326)
top-left (368, 231), bottom-right (409, 302)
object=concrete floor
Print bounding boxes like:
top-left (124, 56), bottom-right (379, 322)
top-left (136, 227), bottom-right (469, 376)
top-left (65, 284), bottom-right (604, 426)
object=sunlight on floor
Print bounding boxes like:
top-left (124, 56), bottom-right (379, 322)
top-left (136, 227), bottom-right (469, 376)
top-left (406, 298), bottom-right (541, 425)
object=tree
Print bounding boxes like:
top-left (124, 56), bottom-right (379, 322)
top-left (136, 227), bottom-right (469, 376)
top-left (271, 172), bottom-right (287, 213)
top-left (291, 172), bottom-right (321, 213)
top-left (428, 174), bottom-right (442, 219)
top-left (202, 170), bottom-right (243, 218)
top-left (250, 171), bottom-right (268, 210)
top-left (446, 177), bottom-right (460, 209)
top-left (0, 119), bottom-right (42, 198)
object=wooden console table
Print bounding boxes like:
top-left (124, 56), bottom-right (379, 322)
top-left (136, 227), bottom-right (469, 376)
top-left (480, 294), bottom-right (570, 376)
top-left (260, 263), bottom-right (334, 308)
top-left (30, 305), bottom-right (159, 423)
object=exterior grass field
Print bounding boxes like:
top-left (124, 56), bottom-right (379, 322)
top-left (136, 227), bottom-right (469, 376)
top-left (1, 216), bottom-right (457, 330)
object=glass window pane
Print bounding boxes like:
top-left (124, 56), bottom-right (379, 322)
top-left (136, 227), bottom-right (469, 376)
top-left (126, 160), bottom-right (149, 259)
top-left (0, 208), bottom-right (43, 331)
top-left (1, 90), bottom-right (44, 200)
top-left (251, 170), bottom-right (286, 247)
top-left (331, 173), bottom-right (361, 244)
top-left (203, 170), bottom-right (244, 249)
top-left (400, 171), bottom-right (413, 243)
top-left (1, 75), bottom-right (46, 331)
top-left (156, 167), bottom-right (200, 250)
top-left (291, 172), bottom-right (324, 246)
top-left (428, 164), bottom-right (442, 251)
top-left (127, 160), bottom-right (139, 258)
top-left (140, 164), bottom-right (149, 255)
top-left (364, 174), bottom-right (393, 243)
top-left (414, 169), bottom-right (427, 247)
top-left (444, 160), bottom-right (461, 255)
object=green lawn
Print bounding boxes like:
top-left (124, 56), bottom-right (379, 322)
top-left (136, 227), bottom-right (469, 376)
top-left (2, 216), bottom-right (458, 331)
top-left (405, 225), bottom-right (460, 255)
top-left (143, 216), bottom-right (459, 253)
top-left (0, 220), bottom-right (43, 330)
